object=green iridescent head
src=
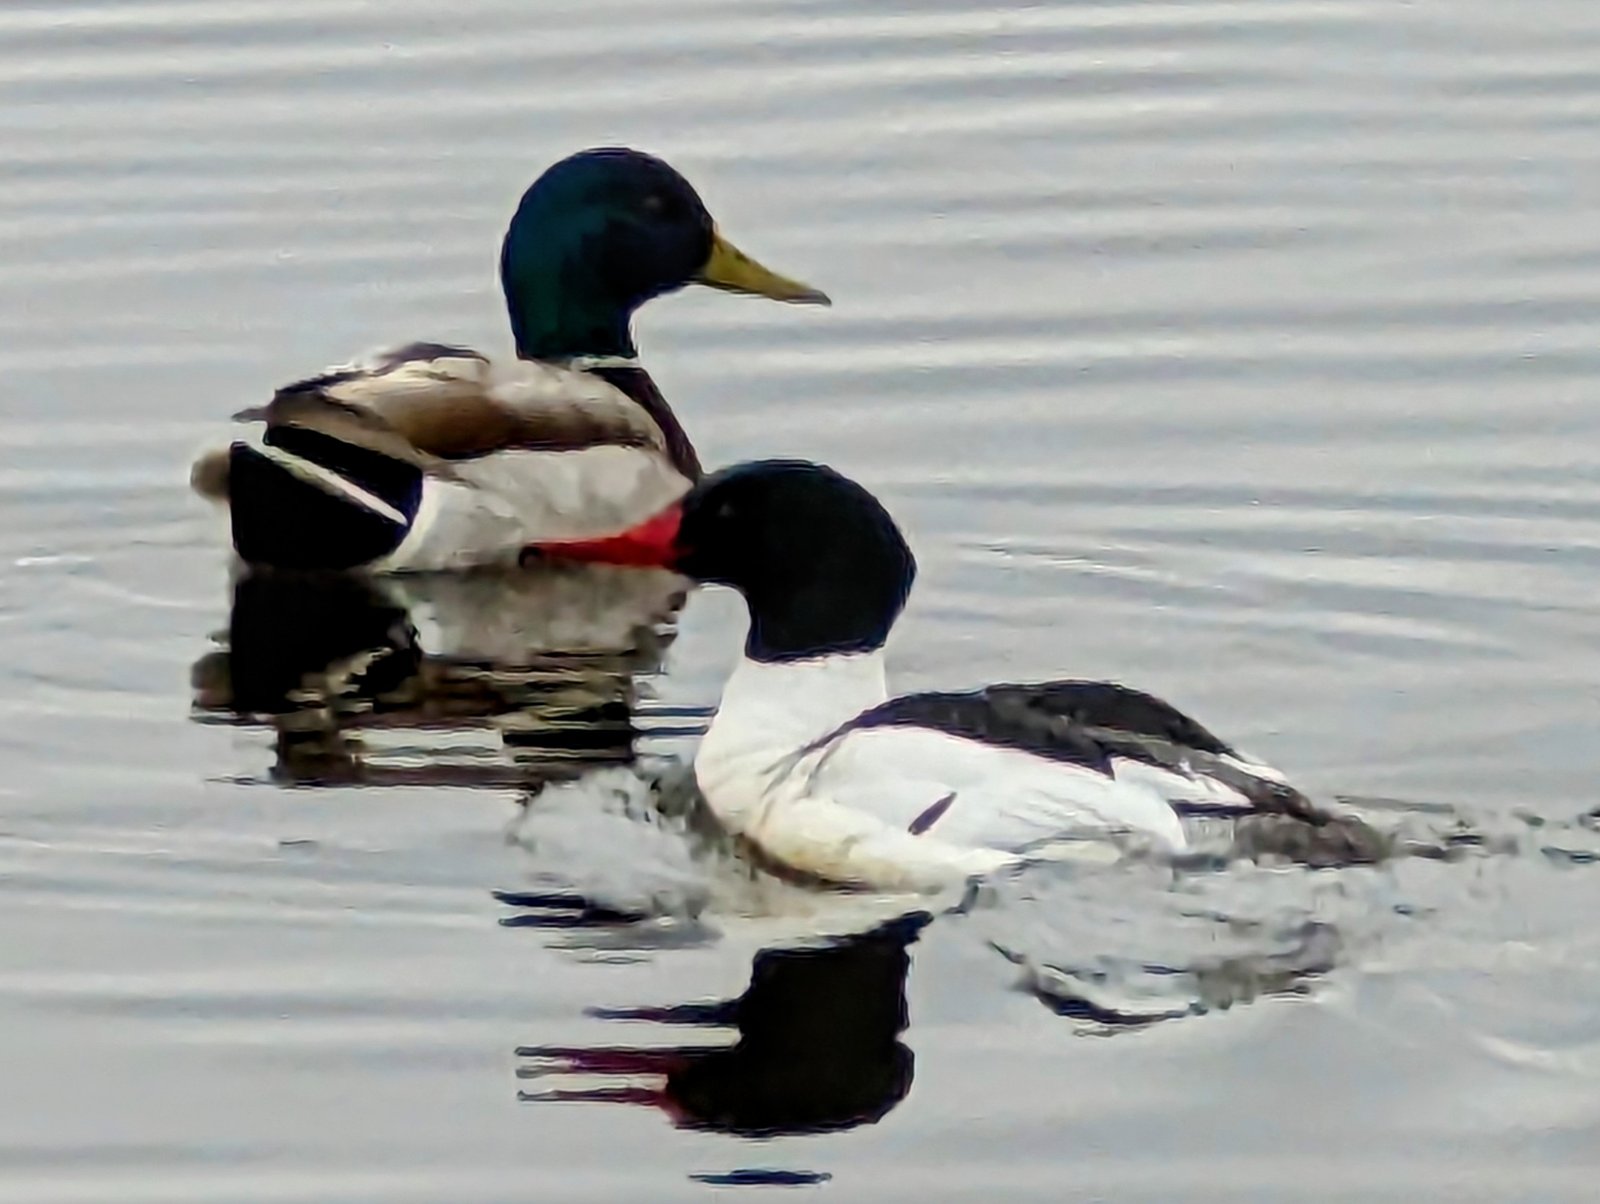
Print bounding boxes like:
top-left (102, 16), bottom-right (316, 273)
top-left (499, 147), bottom-right (829, 362)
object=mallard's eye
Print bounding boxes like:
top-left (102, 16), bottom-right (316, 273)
top-left (643, 192), bottom-right (690, 223)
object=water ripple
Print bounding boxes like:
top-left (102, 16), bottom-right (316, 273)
top-left (5, 0), bottom-right (1600, 1197)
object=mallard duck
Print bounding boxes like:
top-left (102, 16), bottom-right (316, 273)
top-left (191, 148), bottom-right (828, 572)
top-left (541, 460), bottom-right (1387, 891)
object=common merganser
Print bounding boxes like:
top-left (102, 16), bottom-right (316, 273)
top-left (544, 460), bottom-right (1375, 891)
top-left (190, 148), bottom-right (828, 572)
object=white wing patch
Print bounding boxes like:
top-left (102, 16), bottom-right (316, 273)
top-left (800, 725), bottom-right (1191, 852)
top-left (1102, 756), bottom-right (1255, 813)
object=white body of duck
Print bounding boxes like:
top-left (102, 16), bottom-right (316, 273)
top-left (544, 459), bottom-right (1380, 892)
top-left (694, 651), bottom-right (1299, 892)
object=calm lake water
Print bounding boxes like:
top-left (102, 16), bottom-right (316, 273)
top-left (5, 1), bottom-right (1600, 1199)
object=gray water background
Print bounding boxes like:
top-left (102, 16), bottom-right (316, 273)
top-left (3, 2), bottom-right (1600, 1199)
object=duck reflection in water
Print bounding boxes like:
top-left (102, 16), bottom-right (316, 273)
top-left (517, 912), bottom-right (927, 1137)
top-left (191, 563), bottom-right (686, 787)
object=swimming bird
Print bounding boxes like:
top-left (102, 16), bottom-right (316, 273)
top-left (191, 148), bottom-right (828, 572)
top-left (542, 460), bottom-right (1382, 891)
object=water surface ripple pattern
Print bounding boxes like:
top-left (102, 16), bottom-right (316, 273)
top-left (3, 1), bottom-right (1600, 1200)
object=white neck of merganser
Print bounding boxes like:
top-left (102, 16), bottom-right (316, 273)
top-left (696, 648), bottom-right (890, 791)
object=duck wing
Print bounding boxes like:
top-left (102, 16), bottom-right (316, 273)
top-left (243, 342), bottom-right (666, 462)
top-left (825, 680), bottom-right (1314, 820)
top-left (984, 681), bottom-right (1312, 818)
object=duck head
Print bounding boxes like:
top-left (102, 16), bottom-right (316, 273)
top-left (674, 460), bottom-right (916, 661)
top-left (537, 460), bottom-right (916, 663)
top-left (501, 148), bottom-right (829, 362)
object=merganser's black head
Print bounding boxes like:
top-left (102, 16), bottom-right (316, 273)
top-left (501, 148), bottom-right (829, 362)
top-left (530, 461), bottom-right (917, 660)
top-left (674, 460), bottom-right (916, 663)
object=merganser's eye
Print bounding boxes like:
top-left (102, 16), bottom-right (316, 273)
top-left (642, 193), bottom-right (668, 217)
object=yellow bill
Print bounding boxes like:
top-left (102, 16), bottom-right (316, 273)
top-left (696, 228), bottom-right (831, 306)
